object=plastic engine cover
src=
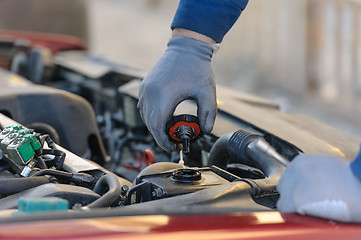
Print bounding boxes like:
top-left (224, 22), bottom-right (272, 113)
top-left (0, 69), bottom-right (106, 162)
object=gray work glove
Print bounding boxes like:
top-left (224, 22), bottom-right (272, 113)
top-left (138, 37), bottom-right (217, 151)
top-left (277, 153), bottom-right (361, 222)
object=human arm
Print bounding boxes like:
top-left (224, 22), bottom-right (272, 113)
top-left (138, 0), bottom-right (249, 151)
top-left (172, 28), bottom-right (216, 44)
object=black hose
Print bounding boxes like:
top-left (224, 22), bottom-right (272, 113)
top-left (31, 169), bottom-right (95, 187)
top-left (34, 156), bottom-right (47, 169)
top-left (86, 173), bottom-right (121, 208)
top-left (0, 176), bottom-right (50, 195)
top-left (208, 130), bottom-right (285, 177)
top-left (41, 135), bottom-right (57, 150)
top-left (41, 149), bottom-right (66, 170)
top-left (55, 152), bottom-right (66, 170)
top-left (207, 129), bottom-right (286, 197)
top-left (44, 135), bottom-right (63, 169)
top-left (37, 135), bottom-right (66, 169)
top-left (31, 169), bottom-right (72, 178)
top-left (228, 130), bottom-right (285, 179)
top-left (207, 133), bottom-right (233, 169)
top-left (228, 130), bottom-right (262, 166)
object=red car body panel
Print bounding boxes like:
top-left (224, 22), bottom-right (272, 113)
top-left (0, 30), bottom-right (87, 54)
top-left (0, 212), bottom-right (361, 240)
top-left (0, 30), bottom-right (86, 70)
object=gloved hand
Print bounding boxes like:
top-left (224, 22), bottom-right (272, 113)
top-left (277, 153), bottom-right (361, 222)
top-left (138, 36), bottom-right (217, 151)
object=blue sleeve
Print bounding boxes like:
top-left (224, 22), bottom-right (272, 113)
top-left (171, 0), bottom-right (249, 43)
top-left (350, 144), bottom-right (361, 182)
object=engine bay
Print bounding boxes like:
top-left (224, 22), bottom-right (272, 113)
top-left (0, 42), bottom-right (359, 219)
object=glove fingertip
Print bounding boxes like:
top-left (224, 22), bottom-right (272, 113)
top-left (199, 109), bottom-right (216, 133)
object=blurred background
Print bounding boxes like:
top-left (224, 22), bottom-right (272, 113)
top-left (0, 0), bottom-right (360, 140)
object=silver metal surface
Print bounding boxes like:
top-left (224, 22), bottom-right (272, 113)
top-left (248, 138), bottom-right (290, 166)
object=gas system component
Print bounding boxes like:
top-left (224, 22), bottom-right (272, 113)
top-left (166, 114), bottom-right (201, 154)
top-left (0, 118), bottom-right (130, 211)
top-left (0, 32), bottom-right (359, 224)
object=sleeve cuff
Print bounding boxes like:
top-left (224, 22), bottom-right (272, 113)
top-left (350, 144), bottom-right (361, 182)
top-left (171, 0), bottom-right (248, 43)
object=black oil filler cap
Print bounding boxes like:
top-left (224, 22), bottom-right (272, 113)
top-left (166, 114), bottom-right (201, 154)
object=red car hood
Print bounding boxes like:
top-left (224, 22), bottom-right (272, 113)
top-left (0, 212), bottom-right (360, 240)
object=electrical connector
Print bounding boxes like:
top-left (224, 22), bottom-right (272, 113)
top-left (0, 125), bottom-right (44, 165)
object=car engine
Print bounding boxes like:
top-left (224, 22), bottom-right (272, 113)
top-left (0, 41), bottom-right (359, 217)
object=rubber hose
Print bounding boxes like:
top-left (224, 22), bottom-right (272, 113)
top-left (31, 169), bottom-right (72, 179)
top-left (207, 133), bottom-right (233, 168)
top-left (86, 173), bottom-right (121, 208)
top-left (41, 149), bottom-right (66, 170)
top-left (208, 130), bottom-right (285, 178)
top-left (34, 156), bottom-right (48, 169)
top-left (228, 130), bottom-right (262, 166)
top-left (0, 176), bottom-right (50, 195)
top-left (228, 130), bottom-right (285, 179)
top-left (31, 169), bottom-right (94, 186)
top-left (208, 129), bottom-right (285, 198)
